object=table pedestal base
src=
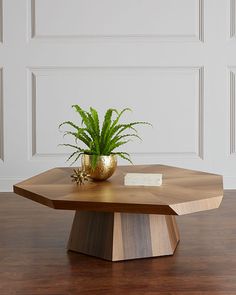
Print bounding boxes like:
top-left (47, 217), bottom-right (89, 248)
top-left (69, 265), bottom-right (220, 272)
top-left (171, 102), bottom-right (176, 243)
top-left (67, 211), bottom-right (180, 261)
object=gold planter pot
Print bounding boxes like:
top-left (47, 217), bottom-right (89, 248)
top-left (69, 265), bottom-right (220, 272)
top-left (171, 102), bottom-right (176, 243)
top-left (81, 154), bottom-right (117, 181)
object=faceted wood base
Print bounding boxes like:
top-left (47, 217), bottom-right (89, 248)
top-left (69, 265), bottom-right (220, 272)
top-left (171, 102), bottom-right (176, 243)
top-left (67, 211), bottom-right (180, 261)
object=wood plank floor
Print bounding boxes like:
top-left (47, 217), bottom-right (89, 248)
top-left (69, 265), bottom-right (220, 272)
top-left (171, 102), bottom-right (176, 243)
top-left (0, 192), bottom-right (236, 295)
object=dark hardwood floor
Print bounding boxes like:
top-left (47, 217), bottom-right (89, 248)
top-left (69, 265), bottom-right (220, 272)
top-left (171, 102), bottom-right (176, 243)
top-left (0, 191), bottom-right (236, 295)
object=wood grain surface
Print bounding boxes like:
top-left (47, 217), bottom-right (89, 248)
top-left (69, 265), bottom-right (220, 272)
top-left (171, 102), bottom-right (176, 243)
top-left (13, 164), bottom-right (223, 215)
top-left (0, 192), bottom-right (235, 295)
top-left (67, 211), bottom-right (179, 261)
top-left (67, 211), bottom-right (114, 260)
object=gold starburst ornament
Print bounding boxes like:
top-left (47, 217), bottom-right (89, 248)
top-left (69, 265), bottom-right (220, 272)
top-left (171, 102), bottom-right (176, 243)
top-left (71, 168), bottom-right (90, 186)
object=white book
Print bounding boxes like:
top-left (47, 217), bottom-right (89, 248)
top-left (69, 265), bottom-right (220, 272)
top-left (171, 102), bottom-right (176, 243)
top-left (124, 173), bottom-right (162, 187)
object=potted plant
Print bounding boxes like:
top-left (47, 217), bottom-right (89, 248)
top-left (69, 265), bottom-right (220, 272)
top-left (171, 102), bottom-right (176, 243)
top-left (59, 105), bottom-right (151, 180)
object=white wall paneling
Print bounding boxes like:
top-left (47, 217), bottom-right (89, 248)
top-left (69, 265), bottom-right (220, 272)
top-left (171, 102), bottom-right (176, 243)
top-left (0, 68), bottom-right (3, 162)
top-left (30, 0), bottom-right (204, 42)
top-left (0, 0), bottom-right (2, 43)
top-left (28, 67), bottom-right (204, 160)
top-left (1, 0), bottom-right (236, 190)
top-left (230, 69), bottom-right (236, 155)
top-left (230, 0), bottom-right (236, 38)
top-left (222, 67), bottom-right (236, 188)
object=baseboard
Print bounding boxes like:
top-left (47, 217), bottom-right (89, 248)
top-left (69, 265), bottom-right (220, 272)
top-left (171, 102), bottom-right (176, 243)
top-left (1, 177), bottom-right (236, 192)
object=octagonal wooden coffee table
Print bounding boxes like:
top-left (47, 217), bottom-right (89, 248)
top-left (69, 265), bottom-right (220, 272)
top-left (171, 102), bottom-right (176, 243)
top-left (13, 165), bottom-right (223, 261)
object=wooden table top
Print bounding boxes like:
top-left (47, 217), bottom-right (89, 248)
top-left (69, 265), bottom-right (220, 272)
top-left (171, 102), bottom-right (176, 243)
top-left (13, 165), bottom-right (223, 215)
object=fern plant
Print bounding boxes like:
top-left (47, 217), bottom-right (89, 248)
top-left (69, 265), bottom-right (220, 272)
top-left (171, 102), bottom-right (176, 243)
top-left (59, 105), bottom-right (151, 168)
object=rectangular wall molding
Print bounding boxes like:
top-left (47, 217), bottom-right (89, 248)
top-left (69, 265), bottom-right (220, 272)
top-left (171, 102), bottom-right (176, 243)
top-left (28, 66), bottom-right (204, 160)
top-left (198, 67), bottom-right (204, 159)
top-left (199, 0), bottom-right (204, 42)
top-left (230, 70), bottom-right (236, 154)
top-left (29, 0), bottom-right (204, 42)
top-left (2, 1), bottom-right (236, 192)
top-left (230, 0), bottom-right (236, 38)
top-left (0, 68), bottom-right (3, 162)
top-left (0, 0), bottom-right (2, 43)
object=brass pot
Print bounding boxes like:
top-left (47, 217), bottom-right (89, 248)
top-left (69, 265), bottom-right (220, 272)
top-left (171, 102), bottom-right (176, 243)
top-left (81, 154), bottom-right (117, 181)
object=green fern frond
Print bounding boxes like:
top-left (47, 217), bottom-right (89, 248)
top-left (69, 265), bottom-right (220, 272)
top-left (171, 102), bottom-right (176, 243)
top-left (58, 143), bottom-right (83, 150)
top-left (116, 121), bottom-right (152, 137)
top-left (106, 140), bottom-right (131, 154)
top-left (66, 150), bottom-right (80, 163)
top-left (62, 131), bottom-right (91, 148)
top-left (90, 107), bottom-right (100, 136)
top-left (59, 105), bottom-right (151, 168)
top-left (70, 152), bottom-right (85, 166)
top-left (100, 108), bottom-right (117, 151)
top-left (111, 108), bottom-right (132, 130)
top-left (59, 121), bottom-right (79, 131)
top-left (113, 152), bottom-right (133, 164)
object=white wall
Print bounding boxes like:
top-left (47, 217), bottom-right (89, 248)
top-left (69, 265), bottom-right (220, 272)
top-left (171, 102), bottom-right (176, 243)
top-left (0, 0), bottom-right (235, 190)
